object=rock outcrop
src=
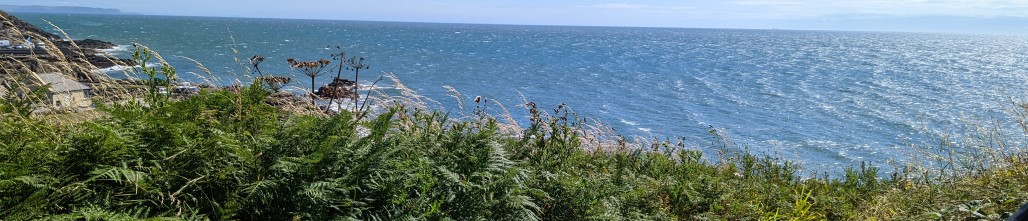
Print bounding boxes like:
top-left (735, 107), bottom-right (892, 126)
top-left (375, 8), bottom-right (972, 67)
top-left (0, 9), bottom-right (127, 80)
top-left (316, 77), bottom-right (359, 100)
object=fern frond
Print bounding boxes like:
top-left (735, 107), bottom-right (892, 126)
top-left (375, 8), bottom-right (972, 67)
top-left (89, 166), bottom-right (151, 187)
top-left (487, 142), bottom-right (514, 173)
top-left (302, 180), bottom-right (342, 203)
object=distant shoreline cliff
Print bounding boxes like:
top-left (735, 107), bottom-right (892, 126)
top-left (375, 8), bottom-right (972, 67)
top-left (0, 5), bottom-right (132, 15)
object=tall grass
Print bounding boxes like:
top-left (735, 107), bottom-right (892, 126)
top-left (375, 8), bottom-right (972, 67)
top-left (1, 43), bottom-right (1028, 220)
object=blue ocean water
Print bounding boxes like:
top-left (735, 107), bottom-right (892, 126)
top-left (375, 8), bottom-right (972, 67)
top-left (16, 13), bottom-right (1028, 171)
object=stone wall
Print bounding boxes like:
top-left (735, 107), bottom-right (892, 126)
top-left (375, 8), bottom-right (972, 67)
top-left (50, 90), bottom-right (92, 109)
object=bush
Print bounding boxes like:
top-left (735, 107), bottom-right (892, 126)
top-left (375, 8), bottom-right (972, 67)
top-left (2, 53), bottom-right (1027, 220)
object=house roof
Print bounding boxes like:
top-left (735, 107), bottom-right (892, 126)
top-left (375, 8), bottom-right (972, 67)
top-left (33, 73), bottom-right (89, 93)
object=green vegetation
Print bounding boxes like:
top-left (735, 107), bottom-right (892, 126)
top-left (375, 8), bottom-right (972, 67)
top-left (2, 48), bottom-right (1028, 220)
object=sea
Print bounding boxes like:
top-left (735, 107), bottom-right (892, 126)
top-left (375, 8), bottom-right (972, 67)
top-left (14, 13), bottom-right (1028, 173)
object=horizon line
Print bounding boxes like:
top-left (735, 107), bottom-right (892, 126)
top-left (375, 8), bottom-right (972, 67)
top-left (6, 10), bottom-right (1026, 37)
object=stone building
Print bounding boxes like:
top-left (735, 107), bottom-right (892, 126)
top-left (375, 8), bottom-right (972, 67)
top-left (2, 73), bottom-right (94, 109)
top-left (33, 73), bottom-right (92, 109)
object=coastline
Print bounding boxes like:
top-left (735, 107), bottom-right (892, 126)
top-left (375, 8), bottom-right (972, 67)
top-left (2, 8), bottom-right (1028, 220)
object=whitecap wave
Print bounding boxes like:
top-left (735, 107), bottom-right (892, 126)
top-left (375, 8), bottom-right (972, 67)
top-left (99, 45), bottom-right (132, 55)
top-left (97, 65), bottom-right (135, 73)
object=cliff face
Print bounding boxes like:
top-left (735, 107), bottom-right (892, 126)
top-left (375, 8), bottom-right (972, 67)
top-left (0, 5), bottom-right (126, 15)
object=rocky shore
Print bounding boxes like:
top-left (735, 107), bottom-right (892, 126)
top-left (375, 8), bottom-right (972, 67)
top-left (1, 9), bottom-right (141, 102)
top-left (0, 10), bottom-right (354, 115)
top-left (1, 10), bottom-right (130, 74)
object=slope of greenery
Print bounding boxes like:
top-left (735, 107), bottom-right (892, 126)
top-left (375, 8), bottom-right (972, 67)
top-left (2, 54), bottom-right (1028, 220)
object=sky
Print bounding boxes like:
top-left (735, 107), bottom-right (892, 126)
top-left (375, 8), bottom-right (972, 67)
top-left (6, 0), bottom-right (1028, 34)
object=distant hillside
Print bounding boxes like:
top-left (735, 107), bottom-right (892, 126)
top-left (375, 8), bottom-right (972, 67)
top-left (0, 5), bottom-right (129, 15)
top-left (0, 9), bottom-right (62, 41)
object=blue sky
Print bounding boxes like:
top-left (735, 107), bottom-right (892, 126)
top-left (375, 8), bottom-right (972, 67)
top-left (7, 0), bottom-right (1028, 34)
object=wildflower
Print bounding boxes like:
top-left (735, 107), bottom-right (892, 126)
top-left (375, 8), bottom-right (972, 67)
top-left (288, 58), bottom-right (331, 106)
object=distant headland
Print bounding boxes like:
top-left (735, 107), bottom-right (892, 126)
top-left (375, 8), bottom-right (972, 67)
top-left (0, 5), bottom-right (132, 15)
